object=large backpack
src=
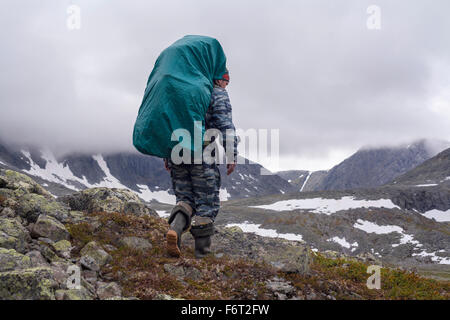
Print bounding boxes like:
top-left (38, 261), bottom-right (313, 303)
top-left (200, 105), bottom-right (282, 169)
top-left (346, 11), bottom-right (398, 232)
top-left (133, 35), bottom-right (228, 159)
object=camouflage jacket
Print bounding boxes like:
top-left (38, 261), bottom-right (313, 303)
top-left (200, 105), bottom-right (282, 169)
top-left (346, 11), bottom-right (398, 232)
top-left (205, 85), bottom-right (238, 161)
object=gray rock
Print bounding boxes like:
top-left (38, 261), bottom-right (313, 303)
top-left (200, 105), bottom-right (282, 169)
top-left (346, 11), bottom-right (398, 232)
top-left (59, 188), bottom-right (151, 215)
top-left (55, 287), bottom-right (93, 300)
top-left (17, 193), bottom-right (69, 223)
top-left (0, 217), bottom-right (30, 253)
top-left (51, 240), bottom-right (72, 259)
top-left (80, 241), bottom-right (111, 271)
top-left (119, 236), bottom-right (152, 251)
top-left (163, 264), bottom-right (202, 281)
top-left (266, 276), bottom-right (296, 300)
top-left (0, 207), bottom-right (16, 218)
top-left (32, 215), bottom-right (70, 242)
top-left (0, 248), bottom-right (32, 272)
top-left (163, 264), bottom-right (185, 278)
top-left (0, 169), bottom-right (52, 198)
top-left (0, 267), bottom-right (57, 300)
top-left (26, 250), bottom-right (49, 267)
top-left (96, 282), bottom-right (122, 299)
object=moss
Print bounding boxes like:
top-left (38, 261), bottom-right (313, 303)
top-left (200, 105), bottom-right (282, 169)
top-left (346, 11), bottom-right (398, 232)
top-left (52, 240), bottom-right (72, 253)
top-left (67, 222), bottom-right (95, 251)
top-left (283, 253), bottom-right (450, 300)
top-left (0, 267), bottom-right (56, 300)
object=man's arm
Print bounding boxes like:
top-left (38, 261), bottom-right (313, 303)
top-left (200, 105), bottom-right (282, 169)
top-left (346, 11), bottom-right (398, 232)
top-left (207, 89), bottom-right (238, 164)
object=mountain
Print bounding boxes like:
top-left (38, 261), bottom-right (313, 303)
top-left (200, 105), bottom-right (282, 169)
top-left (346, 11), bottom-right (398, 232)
top-left (276, 170), bottom-right (328, 192)
top-left (0, 141), bottom-right (295, 203)
top-left (310, 139), bottom-right (450, 191)
top-left (389, 147), bottom-right (450, 187)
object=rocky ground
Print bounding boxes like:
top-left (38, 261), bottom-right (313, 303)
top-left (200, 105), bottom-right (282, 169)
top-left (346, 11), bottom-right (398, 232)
top-left (0, 169), bottom-right (448, 300)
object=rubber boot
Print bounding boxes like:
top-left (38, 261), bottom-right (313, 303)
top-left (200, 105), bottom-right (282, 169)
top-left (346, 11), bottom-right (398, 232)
top-left (166, 213), bottom-right (186, 257)
top-left (190, 216), bottom-right (214, 259)
top-left (194, 236), bottom-right (212, 259)
top-left (166, 202), bottom-right (193, 258)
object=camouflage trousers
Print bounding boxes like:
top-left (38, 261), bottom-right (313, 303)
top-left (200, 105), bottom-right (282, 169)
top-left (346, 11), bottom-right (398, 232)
top-left (168, 159), bottom-right (221, 221)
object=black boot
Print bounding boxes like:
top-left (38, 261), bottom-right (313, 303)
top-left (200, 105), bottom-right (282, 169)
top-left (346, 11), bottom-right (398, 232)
top-left (166, 202), bottom-right (193, 257)
top-left (194, 236), bottom-right (212, 259)
top-left (167, 213), bottom-right (186, 255)
top-left (190, 216), bottom-right (214, 259)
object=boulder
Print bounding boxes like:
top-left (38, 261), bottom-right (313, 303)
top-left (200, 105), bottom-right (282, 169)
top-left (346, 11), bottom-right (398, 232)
top-left (55, 287), bottom-right (94, 300)
top-left (0, 217), bottom-right (30, 253)
top-left (59, 187), bottom-right (156, 216)
top-left (118, 236), bottom-right (152, 251)
top-left (17, 193), bottom-right (69, 223)
top-left (0, 169), bottom-right (52, 198)
top-left (96, 282), bottom-right (122, 299)
top-left (0, 267), bottom-right (57, 300)
top-left (26, 250), bottom-right (49, 267)
top-left (163, 264), bottom-right (202, 281)
top-left (0, 207), bottom-right (16, 218)
top-left (262, 244), bottom-right (311, 274)
top-left (52, 240), bottom-right (72, 259)
top-left (0, 248), bottom-right (32, 272)
top-left (80, 241), bottom-right (112, 271)
top-left (266, 276), bottom-right (296, 300)
top-left (32, 215), bottom-right (70, 242)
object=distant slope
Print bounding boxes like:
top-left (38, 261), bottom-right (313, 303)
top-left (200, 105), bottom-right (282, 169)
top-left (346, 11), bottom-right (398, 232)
top-left (388, 147), bottom-right (450, 187)
top-left (0, 141), bottom-right (295, 203)
top-left (313, 139), bottom-right (450, 191)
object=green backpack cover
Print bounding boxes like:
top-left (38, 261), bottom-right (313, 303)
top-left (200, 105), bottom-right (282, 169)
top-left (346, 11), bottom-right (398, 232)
top-left (133, 35), bottom-right (228, 159)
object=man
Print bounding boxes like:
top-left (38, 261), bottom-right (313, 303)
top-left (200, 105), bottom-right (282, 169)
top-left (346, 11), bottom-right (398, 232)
top-left (164, 71), bottom-right (238, 258)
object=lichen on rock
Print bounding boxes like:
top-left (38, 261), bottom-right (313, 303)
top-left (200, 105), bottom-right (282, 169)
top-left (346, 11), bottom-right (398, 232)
top-left (0, 217), bottom-right (30, 253)
top-left (0, 267), bottom-right (57, 300)
top-left (32, 215), bottom-right (70, 242)
top-left (59, 187), bottom-right (157, 217)
top-left (0, 248), bottom-right (32, 272)
top-left (80, 241), bottom-right (112, 272)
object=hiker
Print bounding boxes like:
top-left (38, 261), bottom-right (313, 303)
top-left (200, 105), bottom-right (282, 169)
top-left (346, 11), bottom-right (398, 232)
top-left (165, 70), bottom-right (238, 258)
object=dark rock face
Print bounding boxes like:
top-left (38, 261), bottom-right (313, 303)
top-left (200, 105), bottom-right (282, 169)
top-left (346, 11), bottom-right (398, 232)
top-left (389, 148), bottom-right (450, 186)
top-left (220, 158), bottom-right (295, 199)
top-left (314, 140), bottom-right (448, 191)
top-left (62, 154), bottom-right (106, 185)
top-left (0, 141), bottom-right (296, 201)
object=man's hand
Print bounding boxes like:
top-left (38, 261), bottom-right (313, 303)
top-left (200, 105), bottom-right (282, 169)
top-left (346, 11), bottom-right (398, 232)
top-left (164, 158), bottom-right (170, 172)
top-left (226, 163), bottom-right (236, 175)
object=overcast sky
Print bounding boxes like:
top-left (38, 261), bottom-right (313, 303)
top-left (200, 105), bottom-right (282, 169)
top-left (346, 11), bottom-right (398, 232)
top-left (1, 0), bottom-right (450, 171)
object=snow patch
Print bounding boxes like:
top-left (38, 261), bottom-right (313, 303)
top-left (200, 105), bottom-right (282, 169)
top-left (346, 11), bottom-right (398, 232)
top-left (327, 236), bottom-right (358, 251)
top-left (421, 209), bottom-right (450, 222)
top-left (219, 188), bottom-right (231, 201)
top-left (250, 196), bottom-right (400, 215)
top-left (226, 222), bottom-right (303, 242)
top-left (92, 154), bottom-right (129, 189)
top-left (136, 184), bottom-right (176, 204)
top-left (156, 210), bottom-right (170, 218)
top-left (354, 219), bottom-right (420, 247)
top-left (300, 172), bottom-right (311, 192)
top-left (21, 149), bottom-right (82, 191)
top-left (414, 184), bottom-right (438, 187)
top-left (412, 250), bottom-right (450, 265)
